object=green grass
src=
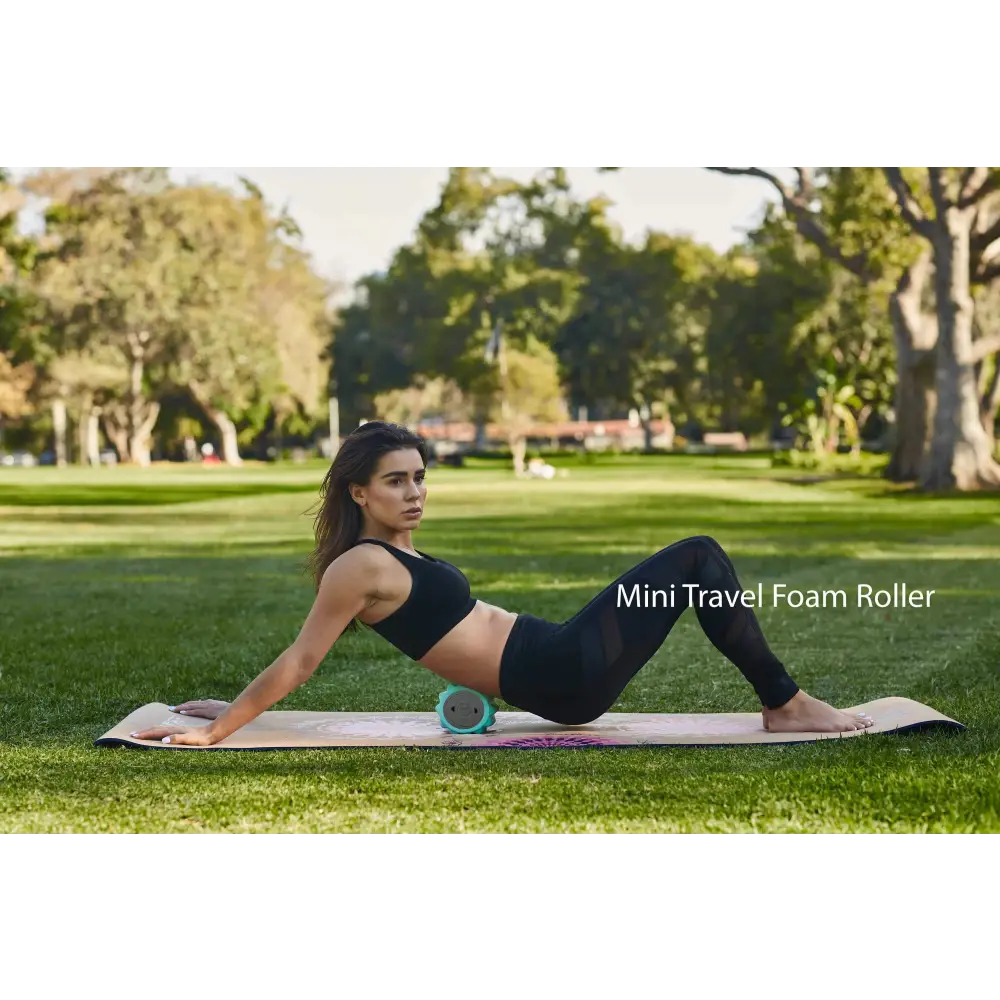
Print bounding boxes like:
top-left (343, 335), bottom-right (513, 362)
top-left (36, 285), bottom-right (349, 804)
top-left (2, 455), bottom-right (999, 832)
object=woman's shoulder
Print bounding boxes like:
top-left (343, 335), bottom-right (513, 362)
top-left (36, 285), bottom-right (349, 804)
top-left (329, 540), bottom-right (392, 575)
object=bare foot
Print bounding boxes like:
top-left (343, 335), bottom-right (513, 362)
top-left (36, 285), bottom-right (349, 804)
top-left (762, 691), bottom-right (875, 733)
top-left (168, 699), bottom-right (230, 720)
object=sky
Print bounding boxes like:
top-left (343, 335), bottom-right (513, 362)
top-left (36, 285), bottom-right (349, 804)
top-left (165, 167), bottom-right (780, 286)
top-left (164, 160), bottom-right (782, 284)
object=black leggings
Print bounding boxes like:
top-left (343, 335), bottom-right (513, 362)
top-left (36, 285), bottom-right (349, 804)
top-left (498, 535), bottom-right (799, 725)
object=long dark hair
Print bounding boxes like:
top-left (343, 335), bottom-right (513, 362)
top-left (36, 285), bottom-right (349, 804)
top-left (305, 420), bottom-right (429, 631)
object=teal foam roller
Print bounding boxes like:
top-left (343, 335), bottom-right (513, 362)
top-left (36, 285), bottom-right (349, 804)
top-left (436, 684), bottom-right (498, 734)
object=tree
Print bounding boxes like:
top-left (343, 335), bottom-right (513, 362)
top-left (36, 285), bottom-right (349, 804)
top-left (882, 168), bottom-right (1000, 489)
top-left (263, 246), bottom-right (333, 447)
top-left (27, 169), bottom-right (330, 465)
top-left (159, 181), bottom-right (330, 464)
top-left (28, 169), bottom-right (187, 464)
top-left (557, 228), bottom-right (717, 445)
top-left (335, 168), bottom-right (584, 450)
top-left (705, 168), bottom-right (930, 479)
top-left (413, 168), bottom-right (583, 413)
top-left (374, 375), bottom-right (472, 428)
top-left (472, 335), bottom-right (567, 474)
top-left (707, 167), bottom-right (1000, 489)
top-left (973, 279), bottom-right (1000, 434)
top-left (0, 169), bottom-right (37, 450)
top-left (45, 350), bottom-right (128, 465)
top-left (707, 205), bottom-right (898, 444)
top-left (0, 352), bottom-right (34, 426)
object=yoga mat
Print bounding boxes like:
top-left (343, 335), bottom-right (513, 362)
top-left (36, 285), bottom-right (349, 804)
top-left (95, 696), bottom-right (963, 751)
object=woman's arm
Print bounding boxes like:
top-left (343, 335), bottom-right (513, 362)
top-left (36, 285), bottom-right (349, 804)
top-left (203, 548), bottom-right (378, 744)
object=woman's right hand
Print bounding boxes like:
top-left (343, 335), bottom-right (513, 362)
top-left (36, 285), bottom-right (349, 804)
top-left (168, 699), bottom-right (231, 720)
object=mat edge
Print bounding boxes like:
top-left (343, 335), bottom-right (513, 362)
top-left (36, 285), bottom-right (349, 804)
top-left (93, 717), bottom-right (965, 751)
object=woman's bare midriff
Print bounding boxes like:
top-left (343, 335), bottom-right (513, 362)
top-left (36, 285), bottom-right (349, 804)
top-left (417, 601), bottom-right (518, 697)
top-left (356, 548), bottom-right (518, 697)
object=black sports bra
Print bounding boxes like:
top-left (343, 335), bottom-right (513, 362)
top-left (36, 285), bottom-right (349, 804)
top-left (353, 537), bottom-right (477, 660)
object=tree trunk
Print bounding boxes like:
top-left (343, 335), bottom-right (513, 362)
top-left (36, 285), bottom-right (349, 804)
top-left (509, 433), bottom-right (527, 476)
top-left (128, 401), bottom-right (161, 468)
top-left (88, 409), bottom-right (101, 466)
top-left (215, 412), bottom-right (241, 466)
top-left (52, 398), bottom-right (68, 467)
top-left (922, 221), bottom-right (1000, 490)
top-left (189, 383), bottom-right (243, 465)
top-left (885, 253), bottom-right (937, 481)
top-left (887, 351), bottom-right (937, 479)
top-left (77, 399), bottom-right (90, 466)
top-left (641, 417), bottom-right (654, 451)
top-left (328, 395), bottom-right (341, 457)
top-left (79, 401), bottom-right (101, 466)
top-left (853, 403), bottom-right (873, 456)
top-left (978, 352), bottom-right (1000, 436)
top-left (108, 330), bottom-right (160, 466)
top-left (102, 404), bottom-right (130, 462)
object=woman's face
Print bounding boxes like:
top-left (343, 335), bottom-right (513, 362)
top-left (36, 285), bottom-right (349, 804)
top-left (355, 448), bottom-right (427, 529)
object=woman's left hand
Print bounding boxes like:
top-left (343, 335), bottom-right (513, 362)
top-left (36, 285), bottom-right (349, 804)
top-left (129, 724), bottom-right (219, 746)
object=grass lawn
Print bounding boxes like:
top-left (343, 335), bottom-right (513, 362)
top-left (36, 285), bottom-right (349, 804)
top-left (2, 454), bottom-right (999, 833)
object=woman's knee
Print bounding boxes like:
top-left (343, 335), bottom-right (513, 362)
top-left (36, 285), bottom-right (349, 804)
top-left (654, 534), bottom-right (719, 572)
top-left (663, 535), bottom-right (737, 587)
top-left (682, 535), bottom-right (734, 568)
top-left (685, 533), bottom-right (721, 552)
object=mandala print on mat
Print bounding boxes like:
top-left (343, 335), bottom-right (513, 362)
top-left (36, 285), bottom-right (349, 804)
top-left (487, 735), bottom-right (622, 748)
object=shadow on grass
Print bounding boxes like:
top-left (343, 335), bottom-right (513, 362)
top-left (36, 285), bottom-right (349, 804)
top-left (8, 497), bottom-right (990, 553)
top-left (0, 481), bottom-right (321, 507)
top-left (4, 507), bottom-right (317, 527)
top-left (872, 487), bottom-right (1000, 503)
top-left (0, 537), bottom-right (869, 594)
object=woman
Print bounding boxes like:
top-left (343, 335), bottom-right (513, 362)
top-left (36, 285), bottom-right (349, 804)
top-left (132, 421), bottom-right (874, 746)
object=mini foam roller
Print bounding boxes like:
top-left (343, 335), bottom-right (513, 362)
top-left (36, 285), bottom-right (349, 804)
top-left (436, 684), bottom-right (498, 734)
